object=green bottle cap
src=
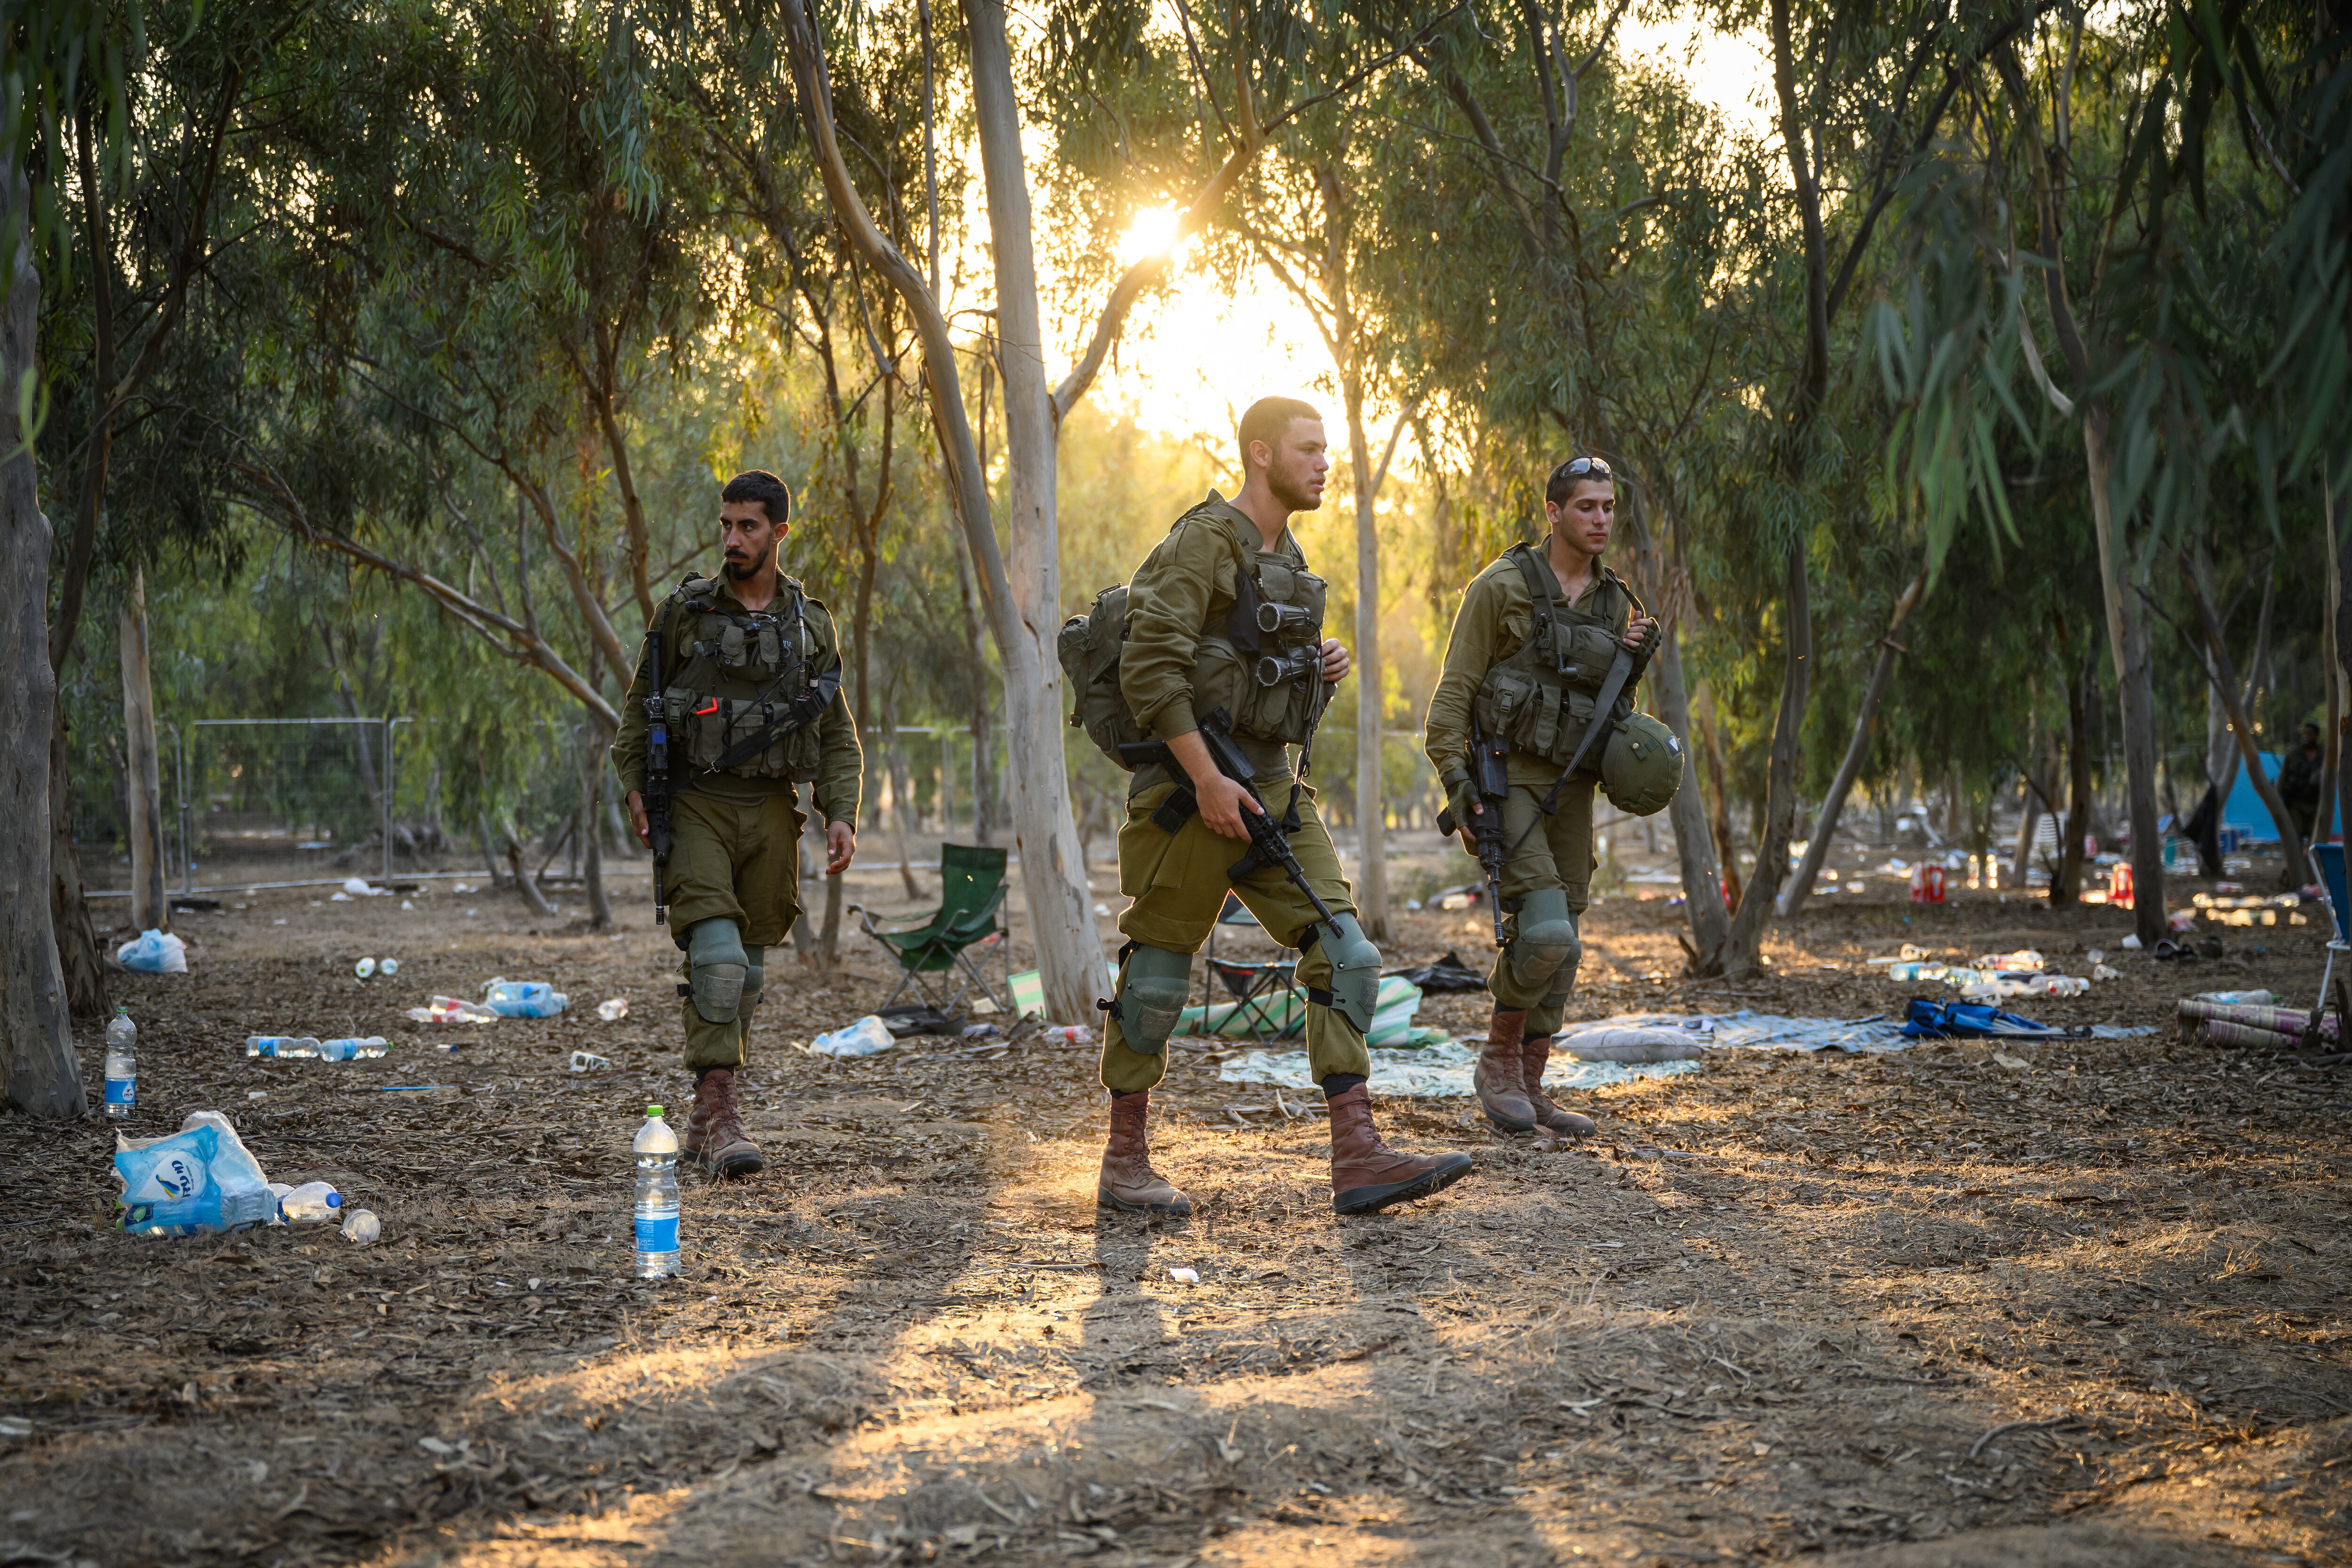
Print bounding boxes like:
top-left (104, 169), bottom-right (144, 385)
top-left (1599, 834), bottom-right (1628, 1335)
top-left (645, 1104), bottom-right (664, 1116)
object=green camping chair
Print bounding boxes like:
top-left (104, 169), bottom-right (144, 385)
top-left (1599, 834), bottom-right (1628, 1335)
top-left (848, 844), bottom-right (1010, 1013)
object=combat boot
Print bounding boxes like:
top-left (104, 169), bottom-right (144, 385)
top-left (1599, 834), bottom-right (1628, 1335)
top-left (1521, 1034), bottom-right (1598, 1137)
top-left (1097, 1091), bottom-right (1192, 1217)
top-left (1327, 1084), bottom-right (1474, 1214)
top-left (685, 1067), bottom-right (764, 1180)
top-left (1475, 1009), bottom-right (1538, 1132)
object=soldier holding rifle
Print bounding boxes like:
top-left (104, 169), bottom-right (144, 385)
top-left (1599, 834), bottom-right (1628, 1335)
top-left (1425, 457), bottom-right (1682, 1137)
top-left (1059, 397), bottom-right (1473, 1218)
top-left (611, 470), bottom-right (861, 1180)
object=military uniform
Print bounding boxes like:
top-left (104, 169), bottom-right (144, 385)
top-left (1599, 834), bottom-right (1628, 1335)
top-left (611, 573), bottom-right (861, 1088)
top-left (1425, 543), bottom-right (1652, 1133)
top-left (1085, 492), bottom-right (1471, 1217)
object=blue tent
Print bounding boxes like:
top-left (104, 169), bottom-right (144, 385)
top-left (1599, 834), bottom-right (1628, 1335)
top-left (2222, 750), bottom-right (2335, 843)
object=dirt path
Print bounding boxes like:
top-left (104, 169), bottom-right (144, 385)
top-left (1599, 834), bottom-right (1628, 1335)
top-left (4, 870), bottom-right (2348, 1567)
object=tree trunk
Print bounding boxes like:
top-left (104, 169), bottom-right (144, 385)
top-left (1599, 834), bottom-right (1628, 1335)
top-left (793, 823), bottom-right (821, 961)
top-left (580, 716), bottom-right (611, 929)
top-left (954, 536), bottom-right (996, 844)
top-left (2322, 503), bottom-right (2341, 845)
top-left (2009, 761), bottom-right (2044, 893)
top-left (49, 710), bottom-right (109, 1015)
top-left (2084, 411), bottom-right (2169, 943)
top-left (1, 159), bottom-right (85, 1118)
top-left (2185, 555), bottom-right (2312, 888)
top-left (1780, 568), bottom-right (1925, 915)
top-left (1342, 370), bottom-right (1388, 941)
top-left (1651, 629), bottom-right (1728, 967)
top-left (503, 829), bottom-right (557, 918)
top-left (119, 565), bottom-right (169, 935)
top-left (1718, 542), bottom-right (1812, 972)
top-left (2053, 641), bottom-right (2092, 907)
top-left (1696, 685), bottom-right (1742, 912)
top-left (966, 0), bottom-right (1108, 1024)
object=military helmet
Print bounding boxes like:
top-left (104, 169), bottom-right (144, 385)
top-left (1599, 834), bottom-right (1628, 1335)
top-left (1602, 711), bottom-right (1683, 816)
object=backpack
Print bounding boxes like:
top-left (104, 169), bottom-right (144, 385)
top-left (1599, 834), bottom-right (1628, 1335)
top-left (1058, 582), bottom-right (1151, 768)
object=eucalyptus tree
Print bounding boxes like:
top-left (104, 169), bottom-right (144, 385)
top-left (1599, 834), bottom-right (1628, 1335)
top-left (771, 0), bottom-right (1456, 1021)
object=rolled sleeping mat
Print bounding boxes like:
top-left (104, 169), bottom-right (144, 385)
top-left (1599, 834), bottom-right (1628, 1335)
top-left (2187, 1017), bottom-right (2315, 1050)
top-left (2174, 1000), bottom-right (2334, 1042)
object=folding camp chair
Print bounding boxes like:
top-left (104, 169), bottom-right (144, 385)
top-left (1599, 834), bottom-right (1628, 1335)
top-left (848, 844), bottom-right (1010, 1013)
top-left (2310, 843), bottom-right (2350, 1022)
top-left (1197, 892), bottom-right (1303, 1042)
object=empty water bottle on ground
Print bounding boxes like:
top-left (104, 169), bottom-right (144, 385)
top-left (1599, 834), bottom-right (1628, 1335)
top-left (633, 1106), bottom-right (679, 1280)
top-left (317, 1037), bottom-right (390, 1061)
top-left (103, 1008), bottom-right (136, 1120)
top-left (245, 1036), bottom-right (322, 1058)
top-left (271, 1181), bottom-right (343, 1225)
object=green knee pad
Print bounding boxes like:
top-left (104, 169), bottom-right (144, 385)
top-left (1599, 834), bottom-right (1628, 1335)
top-left (740, 946), bottom-right (764, 1021)
top-left (687, 916), bottom-right (749, 1024)
top-left (1506, 888), bottom-right (1580, 994)
top-left (1110, 944), bottom-right (1192, 1056)
top-left (1304, 913), bottom-right (1381, 1033)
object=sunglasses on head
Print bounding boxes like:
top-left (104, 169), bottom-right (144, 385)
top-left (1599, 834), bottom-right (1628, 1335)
top-left (1551, 456), bottom-right (1613, 483)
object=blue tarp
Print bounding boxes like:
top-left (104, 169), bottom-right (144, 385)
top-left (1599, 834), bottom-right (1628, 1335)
top-left (2222, 751), bottom-right (2335, 843)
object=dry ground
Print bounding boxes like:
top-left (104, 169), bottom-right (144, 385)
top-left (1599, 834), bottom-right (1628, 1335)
top-left (5, 850), bottom-right (2350, 1568)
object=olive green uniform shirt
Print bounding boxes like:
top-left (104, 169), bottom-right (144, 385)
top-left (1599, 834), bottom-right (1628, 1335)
top-left (1423, 550), bottom-right (1647, 789)
top-left (1118, 492), bottom-right (1298, 780)
top-left (610, 575), bottom-right (863, 826)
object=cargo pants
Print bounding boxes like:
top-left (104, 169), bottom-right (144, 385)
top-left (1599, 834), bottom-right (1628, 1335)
top-left (1487, 776), bottom-right (1597, 1037)
top-left (1102, 773), bottom-right (1374, 1095)
top-left (663, 788), bottom-right (807, 1071)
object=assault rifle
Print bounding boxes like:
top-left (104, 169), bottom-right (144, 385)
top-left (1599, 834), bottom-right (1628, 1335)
top-left (1436, 716), bottom-right (1511, 947)
top-left (1115, 709), bottom-right (1342, 941)
top-left (641, 613), bottom-right (674, 926)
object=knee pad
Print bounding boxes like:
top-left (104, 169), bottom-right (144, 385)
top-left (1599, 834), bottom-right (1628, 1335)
top-left (739, 946), bottom-right (765, 1022)
top-left (1306, 913), bottom-right (1381, 1033)
top-left (1110, 944), bottom-right (1192, 1056)
top-left (1506, 888), bottom-right (1580, 993)
top-left (686, 917), bottom-right (748, 1024)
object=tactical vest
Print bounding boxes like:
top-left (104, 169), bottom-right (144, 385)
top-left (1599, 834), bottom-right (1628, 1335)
top-left (657, 573), bottom-right (836, 782)
top-left (1060, 505), bottom-right (1328, 769)
top-left (1471, 545), bottom-right (1642, 770)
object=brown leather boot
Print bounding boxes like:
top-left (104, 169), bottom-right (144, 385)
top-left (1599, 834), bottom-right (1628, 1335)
top-left (1475, 1009), bottom-right (1538, 1132)
top-left (1097, 1091), bottom-right (1192, 1217)
top-left (1521, 1035), bottom-right (1598, 1137)
top-left (687, 1067), bottom-right (764, 1180)
top-left (1327, 1084), bottom-right (1474, 1215)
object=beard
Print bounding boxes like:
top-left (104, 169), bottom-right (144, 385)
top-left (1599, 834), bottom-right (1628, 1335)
top-left (723, 555), bottom-right (758, 581)
top-left (1269, 470), bottom-right (1323, 513)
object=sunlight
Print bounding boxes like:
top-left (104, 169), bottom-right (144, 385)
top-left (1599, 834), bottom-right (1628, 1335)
top-left (1114, 204), bottom-right (1192, 269)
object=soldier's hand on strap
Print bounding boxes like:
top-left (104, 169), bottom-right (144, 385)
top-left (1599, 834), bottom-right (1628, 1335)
top-left (1318, 637), bottom-right (1351, 684)
top-left (1623, 614), bottom-right (1658, 651)
top-left (626, 790), bottom-right (651, 848)
top-left (825, 821), bottom-right (857, 876)
top-left (1195, 772), bottom-right (1265, 842)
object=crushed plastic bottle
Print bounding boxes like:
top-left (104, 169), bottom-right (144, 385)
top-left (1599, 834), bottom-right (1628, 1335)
top-left (596, 997), bottom-right (629, 1021)
top-left (407, 995), bottom-right (499, 1025)
top-left (245, 1035), bottom-right (323, 1059)
top-left (354, 957), bottom-right (378, 979)
top-left (103, 1008), bottom-right (137, 1121)
top-left (483, 979), bottom-right (567, 1018)
top-left (1887, 961), bottom-right (1947, 983)
top-left (341, 1208), bottom-right (381, 1244)
top-left (2191, 989), bottom-right (2280, 1006)
top-left (380, 958), bottom-right (399, 977)
top-left (808, 1016), bottom-right (896, 1057)
top-left (273, 1181), bottom-right (343, 1225)
top-left (316, 1037), bottom-right (390, 1061)
top-left (1039, 1025), bottom-right (1094, 1044)
top-left (633, 1106), bottom-right (680, 1279)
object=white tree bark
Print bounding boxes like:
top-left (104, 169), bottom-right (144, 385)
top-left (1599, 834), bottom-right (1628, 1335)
top-left (2084, 412), bottom-right (2169, 944)
top-left (120, 565), bottom-right (169, 934)
top-left (1343, 379), bottom-right (1387, 940)
top-left (2, 158), bottom-right (85, 1118)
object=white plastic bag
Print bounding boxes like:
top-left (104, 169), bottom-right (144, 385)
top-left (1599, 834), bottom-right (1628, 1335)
top-left (809, 1016), bottom-right (896, 1057)
top-left (115, 929), bottom-right (188, 973)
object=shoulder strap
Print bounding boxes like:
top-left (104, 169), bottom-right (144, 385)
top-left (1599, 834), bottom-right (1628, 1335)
top-left (1505, 543), bottom-right (1565, 668)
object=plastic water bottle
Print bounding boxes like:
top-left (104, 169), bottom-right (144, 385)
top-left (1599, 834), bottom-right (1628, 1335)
top-left (317, 1037), bottom-right (390, 1061)
top-left (246, 1036), bottom-right (322, 1058)
top-left (341, 1208), bottom-right (381, 1244)
top-left (484, 979), bottom-right (568, 1018)
top-left (633, 1106), bottom-right (680, 1280)
top-left (275, 1181), bottom-right (343, 1224)
top-left (103, 1008), bottom-right (137, 1120)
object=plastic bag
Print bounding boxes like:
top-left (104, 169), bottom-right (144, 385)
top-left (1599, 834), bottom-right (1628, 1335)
top-left (116, 929), bottom-right (188, 974)
top-left (115, 1111), bottom-right (275, 1236)
top-left (810, 1016), bottom-right (896, 1057)
top-left (482, 979), bottom-right (566, 1018)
